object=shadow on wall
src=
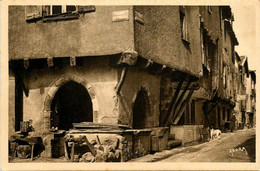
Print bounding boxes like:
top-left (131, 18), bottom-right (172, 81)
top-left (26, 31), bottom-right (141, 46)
top-left (235, 134), bottom-right (255, 162)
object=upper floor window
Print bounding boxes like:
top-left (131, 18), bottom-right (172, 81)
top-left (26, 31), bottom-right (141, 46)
top-left (44, 5), bottom-right (77, 16)
top-left (179, 6), bottom-right (189, 43)
top-left (223, 65), bottom-right (227, 89)
top-left (25, 5), bottom-right (95, 22)
top-left (52, 6), bottom-right (62, 14)
top-left (67, 6), bottom-right (77, 12)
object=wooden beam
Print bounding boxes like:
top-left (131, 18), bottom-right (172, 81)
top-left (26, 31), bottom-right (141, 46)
top-left (171, 82), bottom-right (200, 90)
top-left (174, 78), bottom-right (192, 114)
top-left (115, 66), bottom-right (128, 94)
top-left (70, 57), bottom-right (76, 66)
top-left (151, 64), bottom-right (167, 74)
top-left (64, 141), bottom-right (69, 159)
top-left (145, 59), bottom-right (153, 68)
top-left (42, 14), bottom-right (80, 22)
top-left (78, 6), bottom-right (96, 13)
top-left (148, 63), bottom-right (168, 75)
top-left (161, 65), bottom-right (167, 72)
top-left (31, 144), bottom-right (34, 161)
top-left (13, 65), bottom-right (29, 97)
top-left (166, 76), bottom-right (192, 126)
top-left (207, 100), bottom-right (220, 114)
top-left (24, 59), bottom-right (29, 69)
top-left (83, 136), bottom-right (97, 157)
top-left (47, 57), bottom-right (53, 67)
top-left (136, 58), bottom-right (152, 69)
top-left (163, 74), bottom-right (186, 126)
top-left (173, 90), bottom-right (194, 125)
top-left (71, 142), bottom-right (75, 162)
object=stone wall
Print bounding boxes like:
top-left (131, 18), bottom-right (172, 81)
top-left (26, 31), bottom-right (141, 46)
top-left (118, 66), bottom-right (161, 128)
top-left (134, 6), bottom-right (202, 77)
top-left (170, 125), bottom-right (203, 145)
top-left (9, 72), bottom-right (16, 137)
top-left (60, 132), bottom-right (149, 162)
top-left (9, 6), bottom-right (134, 60)
top-left (10, 56), bottom-right (119, 134)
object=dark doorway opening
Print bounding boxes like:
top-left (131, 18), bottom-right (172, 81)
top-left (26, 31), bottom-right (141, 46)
top-left (249, 113), bottom-right (254, 127)
top-left (133, 88), bottom-right (150, 129)
top-left (227, 109), bottom-right (230, 121)
top-left (217, 106), bottom-right (221, 128)
top-left (50, 81), bottom-right (93, 130)
top-left (15, 77), bottom-right (24, 131)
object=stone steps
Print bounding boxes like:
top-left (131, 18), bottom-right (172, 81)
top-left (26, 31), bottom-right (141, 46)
top-left (167, 139), bottom-right (182, 150)
top-left (168, 133), bottom-right (182, 150)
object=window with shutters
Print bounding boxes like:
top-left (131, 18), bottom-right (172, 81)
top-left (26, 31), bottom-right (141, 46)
top-left (25, 5), bottom-right (95, 22)
top-left (43, 5), bottom-right (77, 16)
top-left (25, 6), bottom-right (43, 21)
top-left (201, 27), bottom-right (215, 73)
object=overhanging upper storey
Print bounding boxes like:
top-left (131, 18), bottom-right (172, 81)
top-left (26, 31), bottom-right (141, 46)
top-left (9, 6), bottom-right (135, 60)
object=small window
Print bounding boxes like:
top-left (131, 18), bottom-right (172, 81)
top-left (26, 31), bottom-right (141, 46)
top-left (179, 6), bottom-right (189, 43)
top-left (66, 6), bottom-right (76, 12)
top-left (45, 5), bottom-right (77, 16)
top-left (52, 6), bottom-right (62, 15)
top-left (26, 5), bottom-right (95, 23)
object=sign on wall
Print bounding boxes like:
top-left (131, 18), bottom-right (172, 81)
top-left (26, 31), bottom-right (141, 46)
top-left (112, 10), bottom-right (129, 22)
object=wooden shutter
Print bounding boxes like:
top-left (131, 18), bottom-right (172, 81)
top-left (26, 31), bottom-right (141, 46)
top-left (201, 29), bottom-right (205, 65)
top-left (180, 6), bottom-right (189, 42)
top-left (78, 6), bottom-right (96, 13)
top-left (25, 6), bottom-right (43, 21)
top-left (42, 6), bottom-right (52, 16)
top-left (223, 66), bottom-right (226, 88)
top-left (183, 15), bottom-right (188, 40)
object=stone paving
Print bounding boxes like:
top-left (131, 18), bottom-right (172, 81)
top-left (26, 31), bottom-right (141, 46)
top-left (129, 128), bottom-right (255, 162)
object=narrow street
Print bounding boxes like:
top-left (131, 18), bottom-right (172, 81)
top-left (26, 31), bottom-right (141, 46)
top-left (160, 128), bottom-right (255, 162)
top-left (129, 128), bottom-right (255, 163)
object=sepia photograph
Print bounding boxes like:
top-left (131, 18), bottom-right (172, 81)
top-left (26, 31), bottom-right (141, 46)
top-left (1, 0), bottom-right (259, 170)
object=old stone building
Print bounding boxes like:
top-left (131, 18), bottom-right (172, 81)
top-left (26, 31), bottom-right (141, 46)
top-left (193, 6), bottom-right (240, 132)
top-left (233, 55), bottom-right (249, 129)
top-left (246, 70), bottom-right (256, 127)
top-left (9, 5), bottom-right (202, 161)
top-left (8, 5), bottom-right (256, 162)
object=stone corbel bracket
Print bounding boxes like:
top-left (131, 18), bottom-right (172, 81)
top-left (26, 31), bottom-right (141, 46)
top-left (117, 50), bottom-right (138, 66)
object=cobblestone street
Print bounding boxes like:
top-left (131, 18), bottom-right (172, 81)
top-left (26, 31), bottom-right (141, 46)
top-left (130, 128), bottom-right (255, 162)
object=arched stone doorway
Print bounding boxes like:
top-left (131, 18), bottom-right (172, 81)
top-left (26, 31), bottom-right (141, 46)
top-left (50, 81), bottom-right (93, 130)
top-left (133, 88), bottom-right (151, 129)
top-left (43, 74), bottom-right (99, 131)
